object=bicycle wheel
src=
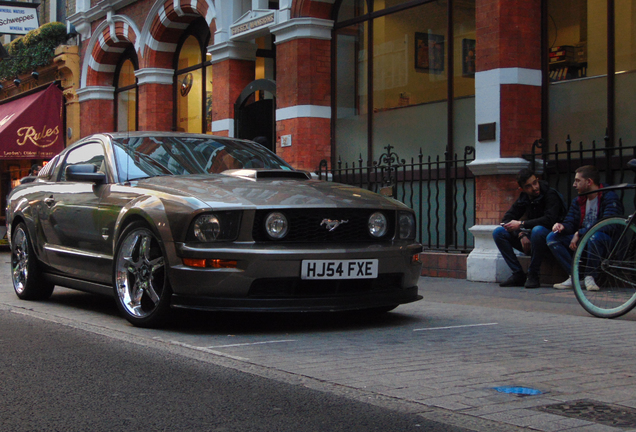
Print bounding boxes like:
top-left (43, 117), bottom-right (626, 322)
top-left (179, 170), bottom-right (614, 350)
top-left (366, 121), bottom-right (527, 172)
top-left (572, 217), bottom-right (636, 318)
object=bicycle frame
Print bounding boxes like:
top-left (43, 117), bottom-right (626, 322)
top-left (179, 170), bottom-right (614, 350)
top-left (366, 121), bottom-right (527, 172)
top-left (578, 184), bottom-right (636, 275)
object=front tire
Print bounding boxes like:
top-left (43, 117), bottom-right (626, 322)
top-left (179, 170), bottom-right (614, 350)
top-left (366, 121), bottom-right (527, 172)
top-left (572, 217), bottom-right (636, 318)
top-left (113, 221), bottom-right (172, 327)
top-left (11, 222), bottom-right (54, 300)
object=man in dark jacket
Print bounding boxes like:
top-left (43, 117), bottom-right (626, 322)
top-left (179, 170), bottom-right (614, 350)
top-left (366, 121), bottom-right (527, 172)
top-left (548, 165), bottom-right (624, 290)
top-left (493, 169), bottom-right (566, 288)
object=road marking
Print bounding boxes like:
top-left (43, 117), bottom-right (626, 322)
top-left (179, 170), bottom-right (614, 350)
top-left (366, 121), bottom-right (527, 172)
top-left (207, 339), bottom-right (297, 349)
top-left (413, 323), bottom-right (498, 332)
top-left (168, 340), bottom-right (250, 361)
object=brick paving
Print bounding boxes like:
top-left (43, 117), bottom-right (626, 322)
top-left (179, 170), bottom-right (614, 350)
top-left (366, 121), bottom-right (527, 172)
top-left (1, 251), bottom-right (636, 431)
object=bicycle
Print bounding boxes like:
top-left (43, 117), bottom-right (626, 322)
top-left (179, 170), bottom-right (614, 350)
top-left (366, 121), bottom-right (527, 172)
top-left (572, 158), bottom-right (636, 318)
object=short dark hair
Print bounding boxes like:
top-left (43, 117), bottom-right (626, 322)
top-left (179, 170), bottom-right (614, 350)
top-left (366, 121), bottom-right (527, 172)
top-left (516, 168), bottom-right (536, 187)
top-left (575, 165), bottom-right (600, 186)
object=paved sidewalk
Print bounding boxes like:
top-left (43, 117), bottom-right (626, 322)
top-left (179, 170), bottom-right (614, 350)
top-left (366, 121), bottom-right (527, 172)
top-left (2, 250), bottom-right (636, 431)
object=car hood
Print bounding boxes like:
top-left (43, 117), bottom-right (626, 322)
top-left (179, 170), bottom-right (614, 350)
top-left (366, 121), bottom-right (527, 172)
top-left (132, 173), bottom-right (406, 210)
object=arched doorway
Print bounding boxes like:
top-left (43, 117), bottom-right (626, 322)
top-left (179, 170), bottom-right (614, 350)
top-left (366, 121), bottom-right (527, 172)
top-left (234, 79), bottom-right (276, 153)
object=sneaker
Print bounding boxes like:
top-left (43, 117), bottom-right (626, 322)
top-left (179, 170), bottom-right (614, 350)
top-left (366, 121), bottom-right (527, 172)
top-left (524, 272), bottom-right (541, 289)
top-left (554, 277), bottom-right (573, 289)
top-left (500, 272), bottom-right (526, 287)
top-left (585, 276), bottom-right (600, 291)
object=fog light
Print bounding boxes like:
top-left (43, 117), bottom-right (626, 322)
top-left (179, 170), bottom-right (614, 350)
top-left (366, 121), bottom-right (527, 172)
top-left (265, 211), bottom-right (288, 239)
top-left (368, 212), bottom-right (388, 238)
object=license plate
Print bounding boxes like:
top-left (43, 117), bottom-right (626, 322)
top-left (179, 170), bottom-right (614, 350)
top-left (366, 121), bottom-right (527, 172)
top-left (301, 259), bottom-right (378, 280)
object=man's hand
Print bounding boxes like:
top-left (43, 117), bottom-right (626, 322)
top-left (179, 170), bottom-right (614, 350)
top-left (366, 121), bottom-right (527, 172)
top-left (520, 235), bottom-right (531, 255)
top-left (552, 223), bottom-right (564, 233)
top-left (569, 231), bottom-right (580, 251)
top-left (503, 220), bottom-right (523, 232)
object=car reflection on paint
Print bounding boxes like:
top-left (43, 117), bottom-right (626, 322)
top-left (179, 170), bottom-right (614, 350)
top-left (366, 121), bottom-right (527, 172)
top-left (7, 132), bottom-right (423, 327)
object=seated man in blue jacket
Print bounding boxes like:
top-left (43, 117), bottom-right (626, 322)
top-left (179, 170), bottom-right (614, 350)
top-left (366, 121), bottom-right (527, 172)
top-left (548, 165), bottom-right (624, 290)
top-left (494, 169), bottom-right (566, 288)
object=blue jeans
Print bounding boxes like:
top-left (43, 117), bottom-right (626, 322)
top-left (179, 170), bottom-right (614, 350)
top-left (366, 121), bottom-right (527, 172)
top-left (493, 225), bottom-right (551, 275)
top-left (547, 230), bottom-right (611, 277)
top-left (546, 232), bottom-right (574, 275)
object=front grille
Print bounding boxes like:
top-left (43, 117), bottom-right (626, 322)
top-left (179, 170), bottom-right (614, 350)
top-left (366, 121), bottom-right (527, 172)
top-left (248, 274), bottom-right (403, 298)
top-left (252, 208), bottom-right (395, 242)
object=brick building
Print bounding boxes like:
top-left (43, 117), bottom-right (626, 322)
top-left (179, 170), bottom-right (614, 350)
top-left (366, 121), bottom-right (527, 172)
top-left (51, 0), bottom-right (634, 280)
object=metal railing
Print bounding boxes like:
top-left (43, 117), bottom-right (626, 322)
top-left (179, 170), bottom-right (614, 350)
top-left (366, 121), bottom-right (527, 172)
top-left (528, 135), bottom-right (636, 214)
top-left (317, 145), bottom-right (476, 252)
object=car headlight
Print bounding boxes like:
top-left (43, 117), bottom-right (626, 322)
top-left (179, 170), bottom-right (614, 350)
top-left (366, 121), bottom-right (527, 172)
top-left (399, 211), bottom-right (416, 239)
top-left (193, 214), bottom-right (221, 241)
top-left (264, 211), bottom-right (288, 239)
top-left (189, 212), bottom-right (241, 242)
top-left (368, 212), bottom-right (388, 238)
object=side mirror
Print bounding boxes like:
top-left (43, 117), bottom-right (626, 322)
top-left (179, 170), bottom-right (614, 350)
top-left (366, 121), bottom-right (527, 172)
top-left (66, 164), bottom-right (106, 184)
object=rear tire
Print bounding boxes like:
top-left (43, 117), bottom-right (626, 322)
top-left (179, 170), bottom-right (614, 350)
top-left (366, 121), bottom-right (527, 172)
top-left (572, 217), bottom-right (636, 318)
top-left (11, 223), bottom-right (54, 300)
top-left (113, 221), bottom-right (172, 327)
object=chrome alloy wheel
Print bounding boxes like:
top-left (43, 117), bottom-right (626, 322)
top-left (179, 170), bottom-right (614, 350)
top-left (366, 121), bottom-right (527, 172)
top-left (115, 228), bottom-right (166, 318)
top-left (11, 227), bottom-right (29, 295)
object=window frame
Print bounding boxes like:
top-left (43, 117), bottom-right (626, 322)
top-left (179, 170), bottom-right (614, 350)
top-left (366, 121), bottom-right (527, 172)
top-left (331, 0), bottom-right (457, 164)
top-left (114, 46), bottom-right (139, 132)
top-left (173, 18), bottom-right (212, 133)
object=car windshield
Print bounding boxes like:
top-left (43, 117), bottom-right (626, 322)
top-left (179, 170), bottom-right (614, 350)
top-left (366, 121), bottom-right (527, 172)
top-left (112, 136), bottom-right (293, 181)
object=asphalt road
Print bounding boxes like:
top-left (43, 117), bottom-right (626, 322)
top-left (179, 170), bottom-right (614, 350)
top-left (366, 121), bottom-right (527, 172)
top-left (0, 308), bottom-right (472, 432)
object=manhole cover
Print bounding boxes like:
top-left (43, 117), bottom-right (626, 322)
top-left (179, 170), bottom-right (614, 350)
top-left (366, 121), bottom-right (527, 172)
top-left (535, 399), bottom-right (636, 428)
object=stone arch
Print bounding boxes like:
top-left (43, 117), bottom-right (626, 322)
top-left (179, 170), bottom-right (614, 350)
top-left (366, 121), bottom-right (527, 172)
top-left (81, 16), bottom-right (141, 87)
top-left (291, 0), bottom-right (334, 19)
top-left (139, 0), bottom-right (216, 69)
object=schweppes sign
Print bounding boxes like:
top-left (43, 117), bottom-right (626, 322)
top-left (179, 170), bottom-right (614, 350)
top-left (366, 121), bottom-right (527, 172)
top-left (0, 83), bottom-right (63, 159)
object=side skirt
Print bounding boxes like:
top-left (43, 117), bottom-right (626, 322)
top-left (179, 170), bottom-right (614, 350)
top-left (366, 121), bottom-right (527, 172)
top-left (44, 273), bottom-right (113, 297)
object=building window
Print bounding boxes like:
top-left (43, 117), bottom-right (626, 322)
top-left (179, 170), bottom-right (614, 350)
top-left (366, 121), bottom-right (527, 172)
top-left (333, 0), bottom-right (475, 163)
top-left (174, 20), bottom-right (212, 133)
top-left (547, 0), bottom-right (635, 146)
top-left (115, 52), bottom-right (138, 132)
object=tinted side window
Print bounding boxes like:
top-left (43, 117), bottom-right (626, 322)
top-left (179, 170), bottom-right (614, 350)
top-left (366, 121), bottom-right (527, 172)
top-left (59, 143), bottom-right (107, 182)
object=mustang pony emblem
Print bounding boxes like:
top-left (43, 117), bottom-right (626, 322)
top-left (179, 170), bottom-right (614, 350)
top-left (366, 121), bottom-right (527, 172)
top-left (320, 219), bottom-right (349, 232)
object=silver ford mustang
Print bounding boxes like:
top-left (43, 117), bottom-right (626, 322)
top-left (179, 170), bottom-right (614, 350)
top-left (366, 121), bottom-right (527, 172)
top-left (7, 132), bottom-right (422, 327)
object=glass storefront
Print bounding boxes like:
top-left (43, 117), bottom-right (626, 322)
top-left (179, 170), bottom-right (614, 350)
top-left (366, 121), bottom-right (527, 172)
top-left (333, 0), bottom-right (475, 163)
top-left (547, 0), bottom-right (635, 146)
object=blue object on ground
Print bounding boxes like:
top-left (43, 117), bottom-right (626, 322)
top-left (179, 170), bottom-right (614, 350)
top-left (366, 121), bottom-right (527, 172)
top-left (493, 386), bottom-right (542, 395)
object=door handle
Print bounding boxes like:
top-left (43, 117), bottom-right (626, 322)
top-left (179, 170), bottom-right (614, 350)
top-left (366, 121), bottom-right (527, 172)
top-left (44, 196), bottom-right (55, 207)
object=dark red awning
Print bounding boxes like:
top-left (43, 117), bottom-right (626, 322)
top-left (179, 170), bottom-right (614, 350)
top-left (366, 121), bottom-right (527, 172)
top-left (0, 83), bottom-right (64, 159)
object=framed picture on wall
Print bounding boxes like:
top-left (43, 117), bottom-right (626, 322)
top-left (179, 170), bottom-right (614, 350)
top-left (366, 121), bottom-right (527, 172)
top-left (462, 39), bottom-right (476, 77)
top-left (415, 32), bottom-right (444, 74)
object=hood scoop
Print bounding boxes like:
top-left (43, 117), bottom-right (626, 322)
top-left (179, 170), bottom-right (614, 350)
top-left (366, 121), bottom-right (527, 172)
top-left (222, 169), bottom-right (311, 181)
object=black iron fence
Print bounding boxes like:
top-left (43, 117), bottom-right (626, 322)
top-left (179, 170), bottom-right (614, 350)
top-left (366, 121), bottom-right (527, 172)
top-left (317, 145), bottom-right (476, 252)
top-left (528, 135), bottom-right (636, 215)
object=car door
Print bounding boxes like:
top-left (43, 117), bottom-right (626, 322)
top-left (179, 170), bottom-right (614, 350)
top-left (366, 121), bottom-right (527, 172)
top-left (41, 142), bottom-right (111, 282)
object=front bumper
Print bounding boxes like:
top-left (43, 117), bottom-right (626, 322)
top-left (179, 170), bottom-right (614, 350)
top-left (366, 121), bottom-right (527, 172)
top-left (171, 286), bottom-right (422, 312)
top-left (165, 241), bottom-right (423, 311)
